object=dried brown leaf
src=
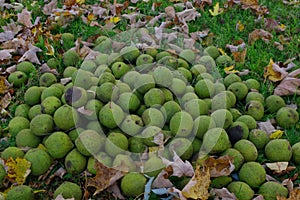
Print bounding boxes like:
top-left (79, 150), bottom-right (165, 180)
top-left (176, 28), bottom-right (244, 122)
top-left (0, 93), bottom-right (11, 109)
top-left (0, 31), bottom-right (15, 43)
top-left (0, 49), bottom-right (14, 61)
top-left (18, 43), bottom-right (42, 65)
top-left (226, 40), bottom-right (247, 64)
top-left (152, 168), bottom-right (174, 188)
top-left (182, 165), bottom-right (210, 200)
top-left (87, 160), bottom-right (126, 195)
top-left (248, 29), bottom-right (273, 45)
top-left (257, 119), bottom-right (275, 135)
top-left (2, 21), bottom-right (22, 34)
top-left (277, 188), bottom-right (300, 200)
top-left (107, 182), bottom-right (126, 199)
top-left (55, 195), bottom-right (75, 200)
top-left (253, 195), bottom-right (265, 200)
top-left (161, 151), bottom-right (194, 177)
top-left (282, 178), bottom-right (294, 193)
top-left (17, 8), bottom-right (33, 28)
top-left (266, 162), bottom-right (289, 173)
top-left (203, 155), bottom-right (235, 177)
top-left (263, 59), bottom-right (288, 82)
top-left (40, 63), bottom-right (59, 75)
top-left (165, 6), bottom-right (176, 18)
top-left (210, 188), bottom-right (237, 200)
top-left (43, 0), bottom-right (57, 15)
top-left (274, 69), bottom-right (300, 96)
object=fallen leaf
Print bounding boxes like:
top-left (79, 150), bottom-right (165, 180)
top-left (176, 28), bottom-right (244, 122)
top-left (2, 21), bottom-right (22, 34)
top-left (194, 0), bottom-right (212, 10)
top-left (55, 194), bottom-right (75, 200)
top-left (161, 151), bottom-right (194, 177)
top-left (224, 66), bottom-right (240, 74)
top-left (107, 182), bottom-right (126, 200)
top-left (269, 130), bottom-right (284, 139)
top-left (43, 0), bottom-right (57, 15)
top-left (87, 160), bottom-right (127, 195)
top-left (209, 3), bottom-right (224, 16)
top-left (218, 48), bottom-right (227, 55)
top-left (0, 93), bottom-right (12, 110)
top-left (274, 68), bottom-right (300, 96)
top-left (253, 195), bottom-right (265, 200)
top-left (105, 17), bottom-right (121, 24)
top-left (165, 6), bottom-right (176, 18)
top-left (226, 40), bottom-right (247, 63)
top-left (0, 49), bottom-right (14, 61)
top-left (248, 29), bottom-right (273, 45)
top-left (210, 188), bottom-right (237, 200)
top-left (17, 8), bottom-right (33, 28)
top-left (40, 63), bottom-right (59, 75)
top-left (6, 157), bottom-right (31, 185)
top-left (263, 59), bottom-right (288, 82)
top-left (203, 155), bottom-right (235, 177)
top-left (18, 43), bottom-right (42, 65)
top-left (0, 31), bottom-right (15, 43)
top-left (236, 20), bottom-right (245, 32)
top-left (277, 188), bottom-right (300, 200)
top-left (257, 119), bottom-right (275, 135)
top-left (274, 41), bottom-right (284, 51)
top-left (182, 165), bottom-right (210, 200)
top-left (266, 162), bottom-right (288, 173)
top-left (282, 178), bottom-right (293, 193)
top-left (152, 168), bottom-right (174, 188)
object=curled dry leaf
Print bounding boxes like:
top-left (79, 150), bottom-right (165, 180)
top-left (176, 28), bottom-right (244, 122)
top-left (152, 167), bottom-right (174, 188)
top-left (17, 8), bottom-right (33, 28)
top-left (54, 194), bottom-right (75, 200)
top-left (210, 188), bottom-right (237, 200)
top-left (87, 160), bottom-right (127, 195)
top-left (182, 165), bottom-right (211, 200)
top-left (0, 49), bottom-right (14, 61)
top-left (248, 29), bottom-right (273, 45)
top-left (266, 162), bottom-right (288, 173)
top-left (0, 31), bottom-right (15, 43)
top-left (18, 43), bottom-right (42, 65)
top-left (277, 188), bottom-right (300, 200)
top-left (257, 119), bottom-right (275, 136)
top-left (282, 178), bottom-right (294, 193)
top-left (43, 0), bottom-right (57, 15)
top-left (226, 40), bottom-right (247, 63)
top-left (253, 195), bottom-right (265, 200)
top-left (203, 155), bottom-right (235, 177)
top-left (161, 151), bottom-right (194, 177)
top-left (107, 182), bottom-right (126, 200)
top-left (274, 68), bottom-right (300, 96)
top-left (40, 63), bottom-right (59, 75)
top-left (263, 59), bottom-right (289, 82)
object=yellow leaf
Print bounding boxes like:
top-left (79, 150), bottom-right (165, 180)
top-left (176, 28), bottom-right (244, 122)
top-left (0, 76), bottom-right (8, 95)
top-left (269, 130), bottom-right (284, 139)
top-left (87, 13), bottom-right (96, 21)
top-left (182, 165), bottom-right (210, 200)
top-left (263, 59), bottom-right (283, 82)
top-left (6, 157), bottom-right (31, 185)
top-left (105, 17), bottom-right (121, 24)
top-left (76, 0), bottom-right (85, 4)
top-left (224, 66), bottom-right (240, 74)
top-left (276, 24), bottom-right (286, 31)
top-left (277, 188), bottom-right (300, 200)
top-left (236, 20), bottom-right (245, 32)
top-left (209, 3), bottom-right (223, 16)
top-left (218, 48), bottom-right (227, 56)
